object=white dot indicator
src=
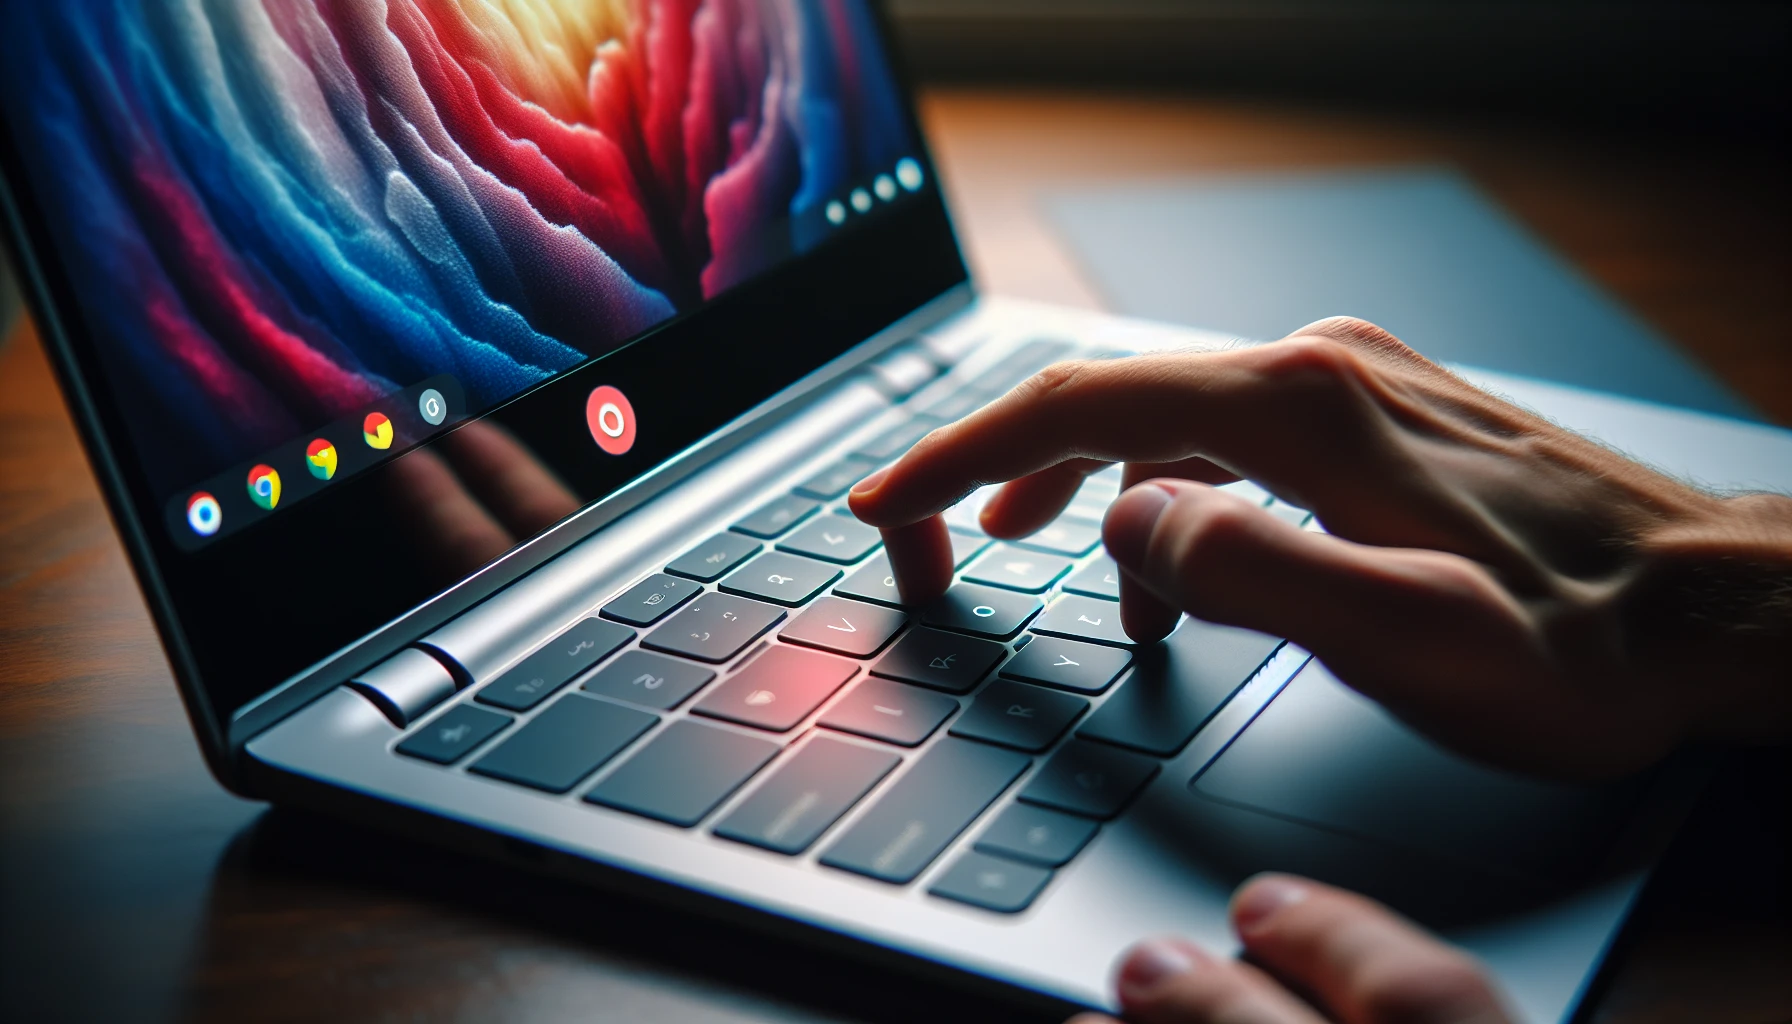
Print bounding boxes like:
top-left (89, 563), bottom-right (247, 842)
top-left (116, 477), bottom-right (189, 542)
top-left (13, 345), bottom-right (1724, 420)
top-left (850, 188), bottom-right (872, 213)
top-left (895, 157), bottom-right (923, 191)
top-left (825, 199), bottom-right (846, 225)
top-left (873, 174), bottom-right (897, 201)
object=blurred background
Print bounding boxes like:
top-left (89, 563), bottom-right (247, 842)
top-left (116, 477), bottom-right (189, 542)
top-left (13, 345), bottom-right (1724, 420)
top-left (879, 0), bottom-right (1791, 426)
top-left (888, 0), bottom-right (1789, 134)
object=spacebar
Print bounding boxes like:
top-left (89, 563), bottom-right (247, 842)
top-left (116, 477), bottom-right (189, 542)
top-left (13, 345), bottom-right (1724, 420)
top-left (820, 738), bottom-right (1030, 884)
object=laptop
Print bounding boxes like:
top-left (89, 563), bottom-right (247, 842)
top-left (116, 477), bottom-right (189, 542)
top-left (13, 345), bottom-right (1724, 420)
top-left (4, 4), bottom-right (1789, 1021)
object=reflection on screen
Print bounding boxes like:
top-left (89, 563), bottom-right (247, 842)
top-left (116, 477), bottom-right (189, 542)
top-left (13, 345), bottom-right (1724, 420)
top-left (2, 0), bottom-right (913, 507)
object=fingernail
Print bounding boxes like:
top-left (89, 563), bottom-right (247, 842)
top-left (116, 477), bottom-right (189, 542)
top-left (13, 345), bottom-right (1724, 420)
top-left (1233, 876), bottom-right (1308, 934)
top-left (1102, 482), bottom-right (1176, 571)
top-left (849, 467), bottom-right (890, 496)
top-left (1117, 939), bottom-right (1199, 1001)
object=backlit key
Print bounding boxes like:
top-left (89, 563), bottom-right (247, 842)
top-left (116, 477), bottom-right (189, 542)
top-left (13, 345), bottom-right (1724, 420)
top-left (690, 646), bottom-right (858, 732)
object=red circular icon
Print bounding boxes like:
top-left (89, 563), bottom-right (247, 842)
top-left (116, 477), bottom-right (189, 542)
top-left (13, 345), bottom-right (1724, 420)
top-left (585, 385), bottom-right (636, 455)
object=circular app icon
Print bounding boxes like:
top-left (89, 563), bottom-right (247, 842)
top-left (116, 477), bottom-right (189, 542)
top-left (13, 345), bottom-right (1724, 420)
top-left (246, 464), bottom-right (281, 510)
top-left (825, 199), bottom-right (846, 225)
top-left (363, 411), bottom-right (393, 449)
top-left (186, 492), bottom-right (222, 536)
top-left (873, 174), bottom-right (897, 201)
top-left (850, 187), bottom-right (872, 213)
top-left (585, 385), bottom-right (636, 456)
top-left (305, 438), bottom-right (338, 480)
top-left (418, 387), bottom-right (446, 426)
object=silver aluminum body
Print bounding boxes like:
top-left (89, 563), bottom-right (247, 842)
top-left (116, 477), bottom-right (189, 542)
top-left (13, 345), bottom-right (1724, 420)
top-left (246, 297), bottom-right (1792, 1021)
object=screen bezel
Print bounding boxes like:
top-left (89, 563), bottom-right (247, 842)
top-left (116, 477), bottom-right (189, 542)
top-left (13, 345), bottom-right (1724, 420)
top-left (0, 0), bottom-right (968, 792)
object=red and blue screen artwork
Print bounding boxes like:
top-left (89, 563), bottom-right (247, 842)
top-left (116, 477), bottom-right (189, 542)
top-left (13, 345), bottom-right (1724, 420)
top-left (1, 1), bottom-right (911, 494)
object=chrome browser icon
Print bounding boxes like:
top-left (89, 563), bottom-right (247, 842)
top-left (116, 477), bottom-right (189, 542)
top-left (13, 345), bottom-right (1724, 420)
top-left (246, 464), bottom-right (281, 510)
top-left (306, 438), bottom-right (338, 480)
top-left (363, 411), bottom-right (393, 450)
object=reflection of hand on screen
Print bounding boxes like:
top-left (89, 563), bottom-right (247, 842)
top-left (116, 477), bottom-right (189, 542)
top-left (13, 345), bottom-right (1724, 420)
top-left (381, 420), bottom-right (578, 582)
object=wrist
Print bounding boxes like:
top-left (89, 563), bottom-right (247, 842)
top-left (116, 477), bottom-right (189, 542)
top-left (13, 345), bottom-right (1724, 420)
top-left (1624, 493), bottom-right (1792, 742)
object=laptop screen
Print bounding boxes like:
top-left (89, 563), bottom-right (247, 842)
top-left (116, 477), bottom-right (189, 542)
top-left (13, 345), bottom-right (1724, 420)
top-left (0, 2), bottom-right (963, 726)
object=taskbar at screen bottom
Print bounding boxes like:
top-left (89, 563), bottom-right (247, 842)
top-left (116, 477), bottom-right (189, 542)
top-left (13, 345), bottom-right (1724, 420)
top-left (165, 375), bottom-right (465, 553)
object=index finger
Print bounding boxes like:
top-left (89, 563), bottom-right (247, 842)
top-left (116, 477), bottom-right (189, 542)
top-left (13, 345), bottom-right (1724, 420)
top-left (848, 341), bottom-right (1379, 528)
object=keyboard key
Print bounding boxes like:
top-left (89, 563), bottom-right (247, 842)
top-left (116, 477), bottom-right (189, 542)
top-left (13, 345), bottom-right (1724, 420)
top-left (1031, 595), bottom-right (1134, 647)
top-left (1081, 472), bottom-right (1122, 500)
top-left (666, 532), bottom-right (762, 583)
top-left (941, 487), bottom-right (993, 533)
top-left (582, 650), bottom-right (714, 710)
top-left (1012, 518), bottom-right (1101, 557)
top-left (714, 736), bottom-right (901, 855)
top-left (949, 680), bottom-right (1088, 752)
top-left (733, 495), bottom-right (820, 538)
top-left (921, 584), bottom-right (1042, 640)
top-left (794, 457), bottom-right (880, 500)
top-left (642, 593), bottom-right (786, 663)
top-left (1062, 556), bottom-right (1121, 601)
top-left (1001, 636), bottom-right (1132, 694)
top-left (776, 515), bottom-right (881, 564)
top-left (475, 618), bottom-right (636, 711)
top-left (600, 573), bottom-right (701, 627)
top-left (691, 646), bottom-right (858, 732)
top-left (1019, 741), bottom-right (1159, 819)
top-left (963, 545), bottom-right (1073, 594)
top-left (469, 694), bottom-right (657, 793)
top-left (584, 720), bottom-right (779, 826)
top-left (779, 596), bottom-right (907, 658)
top-left (917, 387), bottom-right (985, 421)
top-left (821, 738), bottom-right (1030, 883)
top-left (975, 803), bottom-right (1098, 867)
top-left (855, 417), bottom-right (936, 462)
top-left (1078, 619), bottom-right (1283, 755)
top-left (870, 627), bottom-right (1006, 694)
top-left (978, 339), bottom-right (1075, 391)
top-left (948, 528), bottom-right (992, 568)
top-left (818, 677), bottom-right (958, 746)
top-left (833, 554), bottom-right (906, 607)
top-left (396, 704), bottom-right (511, 765)
top-left (720, 552), bottom-right (842, 606)
top-left (928, 851), bottom-right (1053, 913)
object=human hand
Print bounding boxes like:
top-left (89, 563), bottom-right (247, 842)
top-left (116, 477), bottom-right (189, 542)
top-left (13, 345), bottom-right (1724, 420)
top-left (1069, 874), bottom-right (1512, 1024)
top-left (849, 318), bottom-right (1792, 779)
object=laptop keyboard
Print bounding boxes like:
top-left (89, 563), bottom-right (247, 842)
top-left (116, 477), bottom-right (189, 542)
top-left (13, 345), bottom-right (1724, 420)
top-left (388, 340), bottom-right (1300, 915)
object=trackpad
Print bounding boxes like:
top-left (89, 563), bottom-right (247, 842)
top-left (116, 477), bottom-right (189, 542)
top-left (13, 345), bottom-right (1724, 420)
top-left (1191, 661), bottom-right (1642, 885)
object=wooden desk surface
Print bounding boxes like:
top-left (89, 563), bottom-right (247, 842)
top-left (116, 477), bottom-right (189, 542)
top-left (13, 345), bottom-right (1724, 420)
top-left (1, 91), bottom-right (1787, 1023)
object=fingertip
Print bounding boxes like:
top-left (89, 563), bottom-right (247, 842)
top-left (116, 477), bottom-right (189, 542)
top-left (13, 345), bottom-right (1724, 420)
top-left (1119, 574), bottom-right (1180, 644)
top-left (1230, 873), bottom-right (1312, 937)
top-left (1116, 937), bottom-right (1208, 1005)
top-left (881, 515), bottom-right (954, 605)
top-left (848, 465), bottom-right (890, 496)
top-left (845, 467), bottom-right (893, 524)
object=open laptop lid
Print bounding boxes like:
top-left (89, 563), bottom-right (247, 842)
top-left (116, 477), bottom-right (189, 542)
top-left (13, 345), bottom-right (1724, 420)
top-left (0, 1), bottom-right (965, 786)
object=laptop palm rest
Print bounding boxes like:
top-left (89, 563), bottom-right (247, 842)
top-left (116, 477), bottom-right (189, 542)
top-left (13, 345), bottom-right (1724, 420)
top-left (1167, 661), bottom-right (1647, 925)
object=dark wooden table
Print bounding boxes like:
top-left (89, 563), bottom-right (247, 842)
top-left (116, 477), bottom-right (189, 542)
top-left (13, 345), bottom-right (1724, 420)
top-left (2, 91), bottom-right (1788, 1023)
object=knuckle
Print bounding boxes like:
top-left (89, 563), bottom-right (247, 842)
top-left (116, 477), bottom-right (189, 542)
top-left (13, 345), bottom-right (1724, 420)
top-left (1260, 335), bottom-right (1372, 394)
top-left (1014, 358), bottom-right (1094, 403)
top-left (1296, 315), bottom-right (1414, 354)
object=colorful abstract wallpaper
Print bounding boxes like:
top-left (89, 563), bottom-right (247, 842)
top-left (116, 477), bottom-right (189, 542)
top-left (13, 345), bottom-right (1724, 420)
top-left (1, 0), bottom-right (912, 495)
